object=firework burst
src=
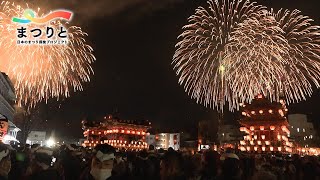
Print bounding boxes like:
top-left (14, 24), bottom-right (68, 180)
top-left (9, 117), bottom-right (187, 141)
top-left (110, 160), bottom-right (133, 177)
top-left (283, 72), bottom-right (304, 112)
top-left (0, 1), bottom-right (95, 107)
top-left (173, 0), bottom-right (320, 111)
top-left (173, 0), bottom-right (266, 110)
top-left (270, 9), bottom-right (320, 104)
top-left (224, 13), bottom-right (292, 104)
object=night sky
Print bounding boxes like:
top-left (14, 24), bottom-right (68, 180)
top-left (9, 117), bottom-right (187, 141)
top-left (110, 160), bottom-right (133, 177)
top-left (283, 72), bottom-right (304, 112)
top-left (37, 0), bottom-right (320, 139)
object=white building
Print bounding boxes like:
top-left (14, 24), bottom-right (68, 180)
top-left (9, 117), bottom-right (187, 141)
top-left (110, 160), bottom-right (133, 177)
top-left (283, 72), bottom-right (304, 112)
top-left (155, 133), bottom-right (180, 150)
top-left (26, 131), bottom-right (47, 146)
top-left (0, 73), bottom-right (15, 120)
top-left (288, 114), bottom-right (317, 147)
top-left (0, 72), bottom-right (18, 143)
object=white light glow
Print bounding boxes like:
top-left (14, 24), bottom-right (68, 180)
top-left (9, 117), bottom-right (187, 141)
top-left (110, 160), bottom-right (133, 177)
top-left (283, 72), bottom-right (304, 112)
top-left (46, 138), bottom-right (55, 147)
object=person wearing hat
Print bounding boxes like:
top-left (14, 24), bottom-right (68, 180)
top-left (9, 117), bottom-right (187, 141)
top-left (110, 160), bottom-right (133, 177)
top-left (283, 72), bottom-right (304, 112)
top-left (112, 151), bottom-right (127, 177)
top-left (200, 150), bottom-right (220, 180)
top-left (0, 143), bottom-right (11, 180)
top-left (26, 147), bottom-right (60, 180)
top-left (56, 144), bottom-right (82, 180)
top-left (218, 152), bottom-right (242, 180)
top-left (80, 144), bottom-right (122, 180)
top-left (30, 144), bottom-right (41, 154)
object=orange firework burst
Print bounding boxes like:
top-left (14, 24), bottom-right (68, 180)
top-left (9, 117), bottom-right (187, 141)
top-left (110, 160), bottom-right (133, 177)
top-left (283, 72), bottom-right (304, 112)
top-left (0, 1), bottom-right (95, 107)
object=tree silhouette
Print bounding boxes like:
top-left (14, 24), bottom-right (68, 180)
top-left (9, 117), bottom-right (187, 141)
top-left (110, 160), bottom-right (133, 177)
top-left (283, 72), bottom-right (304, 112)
top-left (13, 104), bottom-right (46, 144)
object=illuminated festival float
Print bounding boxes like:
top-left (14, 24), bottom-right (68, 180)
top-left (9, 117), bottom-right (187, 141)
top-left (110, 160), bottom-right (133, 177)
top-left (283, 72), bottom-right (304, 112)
top-left (81, 115), bottom-right (151, 150)
top-left (238, 94), bottom-right (293, 153)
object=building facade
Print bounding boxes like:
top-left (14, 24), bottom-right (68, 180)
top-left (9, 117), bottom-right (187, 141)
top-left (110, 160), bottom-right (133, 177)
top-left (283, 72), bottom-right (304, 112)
top-left (0, 73), bottom-right (15, 120)
top-left (26, 131), bottom-right (47, 146)
top-left (0, 73), bottom-right (18, 143)
top-left (288, 114), bottom-right (318, 147)
top-left (155, 133), bottom-right (180, 150)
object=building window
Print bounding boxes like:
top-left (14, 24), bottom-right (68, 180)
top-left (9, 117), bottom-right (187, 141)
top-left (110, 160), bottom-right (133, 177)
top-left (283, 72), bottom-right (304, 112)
top-left (303, 129), bottom-right (305, 132)
top-left (310, 135), bottom-right (313, 139)
top-left (297, 128), bottom-right (299, 132)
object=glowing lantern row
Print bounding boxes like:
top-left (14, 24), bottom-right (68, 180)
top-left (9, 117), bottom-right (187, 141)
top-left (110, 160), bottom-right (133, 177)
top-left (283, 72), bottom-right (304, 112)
top-left (242, 146), bottom-right (287, 152)
top-left (247, 109), bottom-right (285, 115)
top-left (90, 130), bottom-right (147, 135)
top-left (104, 140), bottom-right (130, 144)
top-left (128, 144), bottom-right (148, 148)
top-left (84, 143), bottom-right (148, 149)
top-left (244, 140), bottom-right (271, 146)
top-left (249, 126), bottom-right (276, 131)
top-left (245, 146), bottom-right (283, 152)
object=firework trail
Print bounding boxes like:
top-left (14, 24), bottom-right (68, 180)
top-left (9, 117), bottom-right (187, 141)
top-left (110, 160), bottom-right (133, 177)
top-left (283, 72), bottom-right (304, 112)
top-left (173, 0), bottom-right (320, 111)
top-left (0, 1), bottom-right (95, 107)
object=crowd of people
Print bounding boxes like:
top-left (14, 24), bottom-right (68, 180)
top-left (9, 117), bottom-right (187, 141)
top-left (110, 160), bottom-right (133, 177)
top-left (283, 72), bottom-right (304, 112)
top-left (0, 142), bottom-right (319, 180)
